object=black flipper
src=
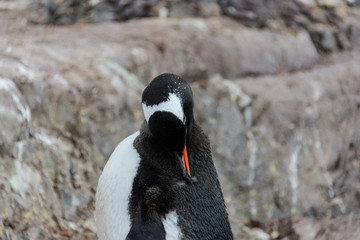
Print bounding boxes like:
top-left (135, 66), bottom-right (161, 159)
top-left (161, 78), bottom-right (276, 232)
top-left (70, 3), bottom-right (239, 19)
top-left (126, 206), bottom-right (165, 240)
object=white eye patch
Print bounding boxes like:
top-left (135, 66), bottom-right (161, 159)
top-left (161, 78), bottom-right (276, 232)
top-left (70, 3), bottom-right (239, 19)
top-left (142, 93), bottom-right (184, 124)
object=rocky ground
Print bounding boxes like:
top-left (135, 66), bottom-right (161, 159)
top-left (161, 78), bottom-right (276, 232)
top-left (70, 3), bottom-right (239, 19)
top-left (1, 0), bottom-right (360, 239)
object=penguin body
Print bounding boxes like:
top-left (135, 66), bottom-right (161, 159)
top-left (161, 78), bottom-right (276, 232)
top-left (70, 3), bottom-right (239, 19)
top-left (95, 73), bottom-right (232, 240)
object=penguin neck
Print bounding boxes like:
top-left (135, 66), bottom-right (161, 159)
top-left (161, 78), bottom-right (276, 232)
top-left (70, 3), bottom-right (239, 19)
top-left (138, 120), bottom-right (196, 184)
top-left (140, 120), bottom-right (186, 155)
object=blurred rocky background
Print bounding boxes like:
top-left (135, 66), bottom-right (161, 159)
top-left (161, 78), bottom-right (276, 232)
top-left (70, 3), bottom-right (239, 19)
top-left (1, 0), bottom-right (360, 239)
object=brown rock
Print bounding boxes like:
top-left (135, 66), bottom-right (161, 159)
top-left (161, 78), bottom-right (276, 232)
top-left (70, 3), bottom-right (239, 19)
top-left (293, 215), bottom-right (360, 240)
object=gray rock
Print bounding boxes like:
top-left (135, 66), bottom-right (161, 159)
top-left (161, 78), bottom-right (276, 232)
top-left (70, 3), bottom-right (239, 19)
top-left (22, 0), bottom-right (360, 54)
top-left (190, 47), bottom-right (360, 238)
top-left (309, 23), bottom-right (338, 52)
top-left (1, 5), bottom-right (360, 239)
top-left (0, 77), bottom-right (31, 149)
top-left (218, 0), bottom-right (360, 52)
top-left (293, 215), bottom-right (360, 240)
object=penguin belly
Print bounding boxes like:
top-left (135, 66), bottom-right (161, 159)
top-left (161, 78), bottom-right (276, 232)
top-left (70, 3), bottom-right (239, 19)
top-left (96, 131), bottom-right (140, 240)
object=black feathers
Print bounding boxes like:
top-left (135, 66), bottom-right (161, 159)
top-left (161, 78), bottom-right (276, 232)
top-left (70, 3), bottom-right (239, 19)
top-left (173, 125), bottom-right (233, 239)
top-left (128, 122), bottom-right (233, 239)
top-left (126, 207), bottom-right (165, 240)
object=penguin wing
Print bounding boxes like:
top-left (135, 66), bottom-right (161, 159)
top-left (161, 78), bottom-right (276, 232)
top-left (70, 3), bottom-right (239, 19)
top-left (126, 206), bottom-right (165, 240)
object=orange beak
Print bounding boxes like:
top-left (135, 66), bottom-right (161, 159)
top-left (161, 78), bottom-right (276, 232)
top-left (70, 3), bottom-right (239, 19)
top-left (182, 145), bottom-right (190, 175)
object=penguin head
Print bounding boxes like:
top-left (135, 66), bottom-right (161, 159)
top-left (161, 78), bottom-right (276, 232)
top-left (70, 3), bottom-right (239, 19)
top-left (142, 73), bottom-right (194, 179)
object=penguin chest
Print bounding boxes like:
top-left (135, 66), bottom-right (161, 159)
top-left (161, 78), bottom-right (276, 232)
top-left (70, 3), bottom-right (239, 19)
top-left (95, 132), bottom-right (141, 240)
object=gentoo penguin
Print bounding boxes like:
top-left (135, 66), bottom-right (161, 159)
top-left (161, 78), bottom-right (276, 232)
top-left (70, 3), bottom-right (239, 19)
top-left (95, 73), bottom-right (232, 240)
